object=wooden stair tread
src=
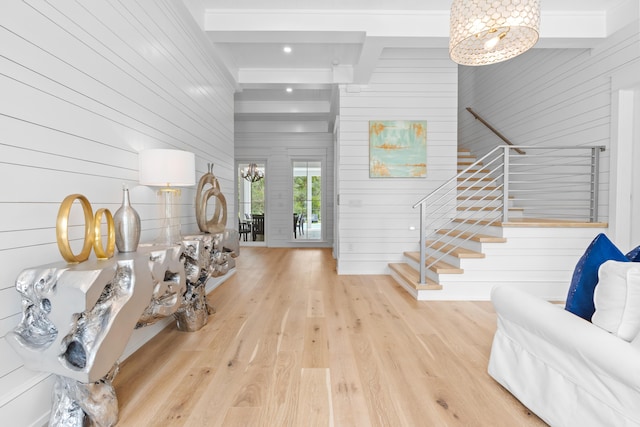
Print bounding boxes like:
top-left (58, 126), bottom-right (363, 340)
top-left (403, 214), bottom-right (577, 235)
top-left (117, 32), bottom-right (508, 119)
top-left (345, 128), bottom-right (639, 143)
top-left (404, 251), bottom-right (464, 274)
top-left (437, 229), bottom-right (507, 243)
top-left (425, 240), bottom-right (485, 259)
top-left (389, 263), bottom-right (442, 290)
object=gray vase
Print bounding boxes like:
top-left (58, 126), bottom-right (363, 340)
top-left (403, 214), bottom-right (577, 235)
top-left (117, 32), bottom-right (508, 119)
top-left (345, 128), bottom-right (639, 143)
top-left (113, 187), bottom-right (141, 252)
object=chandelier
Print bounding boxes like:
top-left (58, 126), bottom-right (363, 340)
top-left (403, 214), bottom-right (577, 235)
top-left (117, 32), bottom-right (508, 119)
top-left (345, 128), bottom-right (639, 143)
top-left (449, 0), bottom-right (540, 66)
top-left (241, 163), bottom-right (264, 183)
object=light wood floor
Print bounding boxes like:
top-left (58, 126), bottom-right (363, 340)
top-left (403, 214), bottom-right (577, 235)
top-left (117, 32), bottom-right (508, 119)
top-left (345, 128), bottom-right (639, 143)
top-left (113, 248), bottom-right (546, 426)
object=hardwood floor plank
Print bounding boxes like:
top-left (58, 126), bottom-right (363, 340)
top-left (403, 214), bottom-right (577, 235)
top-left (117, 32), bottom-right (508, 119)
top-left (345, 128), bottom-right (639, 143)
top-left (325, 272), bottom-right (373, 427)
top-left (114, 348), bottom-right (200, 425)
top-left (147, 363), bottom-right (214, 426)
top-left (114, 248), bottom-right (547, 426)
top-left (261, 351), bottom-right (300, 427)
top-left (294, 368), bottom-right (333, 427)
top-left (302, 317), bottom-right (329, 368)
top-left (221, 407), bottom-right (263, 426)
top-left (307, 289), bottom-right (325, 317)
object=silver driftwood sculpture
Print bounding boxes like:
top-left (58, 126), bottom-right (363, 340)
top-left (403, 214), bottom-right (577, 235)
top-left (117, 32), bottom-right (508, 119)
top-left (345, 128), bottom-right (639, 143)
top-left (8, 230), bottom-right (239, 427)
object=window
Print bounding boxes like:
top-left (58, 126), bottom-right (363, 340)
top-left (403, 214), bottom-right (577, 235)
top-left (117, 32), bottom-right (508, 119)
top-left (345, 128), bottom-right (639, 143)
top-left (293, 161), bottom-right (321, 240)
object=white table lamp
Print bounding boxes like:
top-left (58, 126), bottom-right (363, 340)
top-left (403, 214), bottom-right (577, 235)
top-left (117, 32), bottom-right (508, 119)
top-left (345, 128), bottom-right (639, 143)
top-left (139, 149), bottom-right (195, 245)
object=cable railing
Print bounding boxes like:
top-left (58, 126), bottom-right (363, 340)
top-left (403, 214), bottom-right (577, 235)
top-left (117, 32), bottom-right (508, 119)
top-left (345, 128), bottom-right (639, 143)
top-left (412, 145), bottom-right (605, 286)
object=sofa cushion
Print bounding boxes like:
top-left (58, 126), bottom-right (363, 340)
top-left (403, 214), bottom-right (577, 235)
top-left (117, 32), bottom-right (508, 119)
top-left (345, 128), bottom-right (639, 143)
top-left (565, 234), bottom-right (628, 321)
top-left (592, 261), bottom-right (640, 341)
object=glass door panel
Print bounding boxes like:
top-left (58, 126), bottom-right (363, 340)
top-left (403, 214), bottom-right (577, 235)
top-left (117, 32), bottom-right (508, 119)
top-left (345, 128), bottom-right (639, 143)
top-left (293, 161), bottom-right (321, 240)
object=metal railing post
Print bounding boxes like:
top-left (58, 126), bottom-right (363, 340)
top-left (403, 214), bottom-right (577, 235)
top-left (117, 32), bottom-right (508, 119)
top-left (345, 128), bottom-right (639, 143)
top-left (590, 147), bottom-right (601, 222)
top-left (502, 146), bottom-right (510, 222)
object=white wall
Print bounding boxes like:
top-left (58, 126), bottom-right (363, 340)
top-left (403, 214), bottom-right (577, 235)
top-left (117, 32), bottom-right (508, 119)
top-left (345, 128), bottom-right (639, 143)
top-left (336, 48), bottom-right (459, 274)
top-left (0, 0), bottom-right (235, 424)
top-left (235, 132), bottom-right (334, 248)
top-left (458, 20), bottom-right (640, 226)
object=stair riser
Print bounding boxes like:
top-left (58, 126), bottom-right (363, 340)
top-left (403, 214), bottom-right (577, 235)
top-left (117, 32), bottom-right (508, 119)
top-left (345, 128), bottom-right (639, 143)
top-left (500, 227), bottom-right (604, 239)
top-left (457, 254), bottom-right (582, 271)
top-left (458, 199), bottom-right (504, 208)
top-left (437, 269), bottom-right (573, 284)
top-left (457, 178), bottom-right (497, 185)
top-left (403, 256), bottom-right (452, 283)
top-left (415, 253), bottom-right (580, 284)
top-left (424, 249), bottom-right (462, 268)
top-left (456, 188), bottom-right (501, 198)
top-left (455, 210), bottom-right (521, 220)
top-left (457, 166), bottom-right (493, 175)
top-left (449, 222), bottom-right (505, 237)
top-left (431, 234), bottom-right (485, 252)
top-left (413, 281), bottom-right (569, 301)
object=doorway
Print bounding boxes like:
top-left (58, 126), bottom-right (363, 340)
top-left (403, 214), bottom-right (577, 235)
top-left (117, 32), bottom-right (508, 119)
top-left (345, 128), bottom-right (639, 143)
top-left (293, 160), bottom-right (322, 241)
top-left (238, 162), bottom-right (265, 245)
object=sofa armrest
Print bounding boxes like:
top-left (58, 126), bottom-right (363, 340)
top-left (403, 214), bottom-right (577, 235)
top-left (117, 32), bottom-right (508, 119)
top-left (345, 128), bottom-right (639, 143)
top-left (490, 286), bottom-right (640, 426)
top-left (490, 285), bottom-right (640, 393)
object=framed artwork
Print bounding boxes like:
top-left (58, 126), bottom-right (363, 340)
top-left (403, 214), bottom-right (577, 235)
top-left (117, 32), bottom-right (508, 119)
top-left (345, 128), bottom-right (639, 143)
top-left (369, 120), bottom-right (427, 178)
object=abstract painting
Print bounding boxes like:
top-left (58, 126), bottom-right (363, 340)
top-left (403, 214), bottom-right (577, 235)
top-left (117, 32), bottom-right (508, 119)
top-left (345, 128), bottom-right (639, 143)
top-left (369, 120), bottom-right (427, 177)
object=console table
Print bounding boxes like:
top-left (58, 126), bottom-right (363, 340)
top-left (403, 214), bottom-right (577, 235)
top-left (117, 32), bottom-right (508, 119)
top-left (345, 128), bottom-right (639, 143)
top-left (7, 231), bottom-right (237, 427)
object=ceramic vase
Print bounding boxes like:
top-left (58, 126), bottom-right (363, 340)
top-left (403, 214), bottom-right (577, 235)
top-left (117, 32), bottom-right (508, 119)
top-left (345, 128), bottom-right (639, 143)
top-left (113, 186), bottom-right (141, 252)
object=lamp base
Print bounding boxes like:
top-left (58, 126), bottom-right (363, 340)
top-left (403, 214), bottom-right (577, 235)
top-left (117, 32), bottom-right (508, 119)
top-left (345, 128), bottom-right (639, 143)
top-left (155, 188), bottom-right (183, 246)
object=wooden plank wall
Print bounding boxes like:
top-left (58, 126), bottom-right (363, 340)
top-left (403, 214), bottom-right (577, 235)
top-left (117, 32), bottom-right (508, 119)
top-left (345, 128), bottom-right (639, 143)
top-left (458, 21), bottom-right (640, 224)
top-left (0, 1), bottom-right (235, 424)
top-left (337, 48), bottom-right (459, 274)
top-left (235, 132), bottom-right (335, 248)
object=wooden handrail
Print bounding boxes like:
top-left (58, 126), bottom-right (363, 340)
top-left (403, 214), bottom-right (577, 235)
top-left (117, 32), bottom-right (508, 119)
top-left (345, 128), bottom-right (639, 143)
top-left (466, 107), bottom-right (525, 155)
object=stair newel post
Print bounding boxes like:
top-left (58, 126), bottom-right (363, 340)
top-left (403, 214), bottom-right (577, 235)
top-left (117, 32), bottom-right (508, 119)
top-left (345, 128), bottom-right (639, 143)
top-left (502, 146), bottom-right (510, 223)
top-left (590, 147), bottom-right (601, 222)
top-left (419, 202), bottom-right (426, 285)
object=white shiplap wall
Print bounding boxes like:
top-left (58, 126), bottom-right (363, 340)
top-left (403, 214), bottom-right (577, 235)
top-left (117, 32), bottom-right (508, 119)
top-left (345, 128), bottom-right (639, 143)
top-left (458, 20), bottom-right (640, 224)
top-left (0, 0), bottom-right (235, 424)
top-left (337, 48), bottom-right (458, 274)
top-left (235, 132), bottom-right (334, 248)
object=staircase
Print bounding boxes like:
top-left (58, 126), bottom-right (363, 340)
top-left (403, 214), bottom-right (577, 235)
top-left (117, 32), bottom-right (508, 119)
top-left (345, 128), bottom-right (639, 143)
top-left (389, 148), bottom-right (608, 301)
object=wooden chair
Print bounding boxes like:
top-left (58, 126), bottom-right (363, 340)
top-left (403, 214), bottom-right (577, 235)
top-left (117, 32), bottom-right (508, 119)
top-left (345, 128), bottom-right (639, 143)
top-left (238, 218), bottom-right (251, 241)
top-left (298, 214), bottom-right (304, 236)
top-left (251, 214), bottom-right (264, 241)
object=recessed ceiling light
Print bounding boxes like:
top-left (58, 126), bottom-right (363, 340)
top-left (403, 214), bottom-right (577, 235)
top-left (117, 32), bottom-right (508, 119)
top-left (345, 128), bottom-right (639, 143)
top-left (286, 87), bottom-right (293, 93)
top-left (283, 46), bottom-right (292, 53)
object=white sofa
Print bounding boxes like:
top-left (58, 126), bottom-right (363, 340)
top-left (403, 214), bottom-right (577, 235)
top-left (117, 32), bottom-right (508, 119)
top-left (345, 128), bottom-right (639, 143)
top-left (489, 285), bottom-right (640, 427)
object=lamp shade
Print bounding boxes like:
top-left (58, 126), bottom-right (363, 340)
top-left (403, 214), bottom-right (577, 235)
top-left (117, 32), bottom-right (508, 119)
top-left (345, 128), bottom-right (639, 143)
top-left (449, 0), bottom-right (540, 66)
top-left (139, 149), bottom-right (196, 187)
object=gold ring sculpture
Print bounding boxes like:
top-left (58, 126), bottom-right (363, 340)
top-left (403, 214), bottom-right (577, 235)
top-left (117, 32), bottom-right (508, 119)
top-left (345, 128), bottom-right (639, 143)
top-left (56, 194), bottom-right (95, 263)
top-left (93, 208), bottom-right (115, 259)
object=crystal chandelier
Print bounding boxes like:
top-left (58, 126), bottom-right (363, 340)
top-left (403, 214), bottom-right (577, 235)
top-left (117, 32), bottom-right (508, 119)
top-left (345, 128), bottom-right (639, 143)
top-left (241, 163), bottom-right (264, 183)
top-left (449, 0), bottom-right (540, 66)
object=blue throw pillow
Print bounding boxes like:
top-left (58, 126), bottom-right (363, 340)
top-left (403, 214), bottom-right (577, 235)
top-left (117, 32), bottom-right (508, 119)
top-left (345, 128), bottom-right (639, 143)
top-left (565, 233), bottom-right (628, 321)
top-left (626, 245), bottom-right (640, 262)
